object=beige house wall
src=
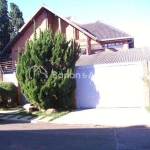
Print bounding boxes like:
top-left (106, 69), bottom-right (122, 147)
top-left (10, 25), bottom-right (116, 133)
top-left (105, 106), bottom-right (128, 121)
top-left (12, 10), bottom-right (47, 62)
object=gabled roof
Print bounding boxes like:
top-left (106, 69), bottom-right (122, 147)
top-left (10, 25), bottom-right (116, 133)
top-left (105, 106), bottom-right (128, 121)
top-left (78, 21), bottom-right (132, 41)
top-left (2, 4), bottom-right (97, 54)
top-left (75, 47), bottom-right (150, 66)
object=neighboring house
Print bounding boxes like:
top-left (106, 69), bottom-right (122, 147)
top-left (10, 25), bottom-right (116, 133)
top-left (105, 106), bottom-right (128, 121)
top-left (2, 4), bottom-right (134, 62)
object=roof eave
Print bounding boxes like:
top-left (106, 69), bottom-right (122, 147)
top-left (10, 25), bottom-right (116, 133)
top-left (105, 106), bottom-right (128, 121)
top-left (1, 32), bottom-right (21, 54)
top-left (100, 37), bottom-right (134, 42)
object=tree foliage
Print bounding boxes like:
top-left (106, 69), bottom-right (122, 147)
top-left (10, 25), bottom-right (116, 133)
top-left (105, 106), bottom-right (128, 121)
top-left (0, 0), bottom-right (24, 60)
top-left (16, 27), bottom-right (80, 109)
top-left (9, 3), bottom-right (24, 40)
top-left (0, 0), bottom-right (10, 52)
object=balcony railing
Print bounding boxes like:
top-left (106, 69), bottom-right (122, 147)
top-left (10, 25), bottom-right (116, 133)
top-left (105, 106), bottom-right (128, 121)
top-left (0, 61), bottom-right (16, 74)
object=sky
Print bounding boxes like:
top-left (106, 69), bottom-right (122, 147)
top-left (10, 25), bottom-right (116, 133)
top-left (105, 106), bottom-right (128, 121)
top-left (7, 0), bottom-right (150, 48)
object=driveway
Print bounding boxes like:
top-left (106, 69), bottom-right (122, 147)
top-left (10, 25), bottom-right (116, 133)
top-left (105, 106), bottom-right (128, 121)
top-left (51, 108), bottom-right (150, 127)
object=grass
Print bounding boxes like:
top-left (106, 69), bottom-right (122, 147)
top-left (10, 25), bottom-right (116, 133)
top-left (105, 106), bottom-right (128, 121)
top-left (33, 109), bottom-right (70, 121)
top-left (0, 107), bottom-right (71, 121)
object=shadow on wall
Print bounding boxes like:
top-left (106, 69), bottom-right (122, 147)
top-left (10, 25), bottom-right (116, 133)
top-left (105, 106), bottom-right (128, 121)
top-left (75, 65), bottom-right (100, 108)
top-left (20, 92), bottom-right (28, 104)
top-left (20, 86), bottom-right (29, 104)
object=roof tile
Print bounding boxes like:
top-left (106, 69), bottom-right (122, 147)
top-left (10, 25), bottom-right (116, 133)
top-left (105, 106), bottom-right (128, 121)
top-left (75, 47), bottom-right (150, 66)
top-left (78, 21), bottom-right (132, 40)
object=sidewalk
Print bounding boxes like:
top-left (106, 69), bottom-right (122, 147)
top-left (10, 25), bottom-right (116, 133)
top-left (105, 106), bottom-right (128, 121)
top-left (51, 108), bottom-right (150, 127)
top-left (1, 108), bottom-right (150, 127)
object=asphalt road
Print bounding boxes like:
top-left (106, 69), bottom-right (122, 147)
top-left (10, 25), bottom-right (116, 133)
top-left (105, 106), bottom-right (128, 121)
top-left (0, 120), bottom-right (150, 150)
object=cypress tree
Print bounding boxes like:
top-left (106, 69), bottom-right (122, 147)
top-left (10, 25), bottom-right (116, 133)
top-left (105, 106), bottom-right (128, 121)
top-left (16, 27), bottom-right (80, 109)
top-left (0, 0), bottom-right (10, 52)
top-left (9, 3), bottom-right (24, 40)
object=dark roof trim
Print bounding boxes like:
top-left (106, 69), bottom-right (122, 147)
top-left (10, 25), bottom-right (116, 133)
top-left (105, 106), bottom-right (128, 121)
top-left (1, 32), bottom-right (20, 54)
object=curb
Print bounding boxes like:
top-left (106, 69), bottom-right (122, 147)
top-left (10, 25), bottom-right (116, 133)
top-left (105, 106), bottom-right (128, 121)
top-left (0, 118), bottom-right (31, 123)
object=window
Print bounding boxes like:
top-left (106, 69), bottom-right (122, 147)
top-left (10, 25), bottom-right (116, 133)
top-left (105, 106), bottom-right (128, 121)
top-left (108, 43), bottom-right (115, 48)
top-left (102, 42), bottom-right (123, 49)
top-left (102, 44), bottom-right (107, 49)
top-left (115, 42), bottom-right (123, 47)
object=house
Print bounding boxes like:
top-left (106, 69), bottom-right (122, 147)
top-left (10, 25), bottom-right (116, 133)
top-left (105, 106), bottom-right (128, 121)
top-left (2, 4), bottom-right (134, 62)
top-left (2, 4), bottom-right (144, 108)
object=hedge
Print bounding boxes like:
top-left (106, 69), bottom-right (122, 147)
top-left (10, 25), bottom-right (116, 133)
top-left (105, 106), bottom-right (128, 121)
top-left (0, 82), bottom-right (18, 107)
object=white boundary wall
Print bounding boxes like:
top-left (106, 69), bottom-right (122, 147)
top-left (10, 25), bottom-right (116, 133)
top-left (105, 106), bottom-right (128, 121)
top-left (75, 62), bottom-right (145, 108)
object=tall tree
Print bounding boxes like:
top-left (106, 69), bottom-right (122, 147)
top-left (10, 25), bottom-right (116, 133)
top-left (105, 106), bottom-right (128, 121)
top-left (16, 27), bottom-right (80, 109)
top-left (0, 0), bottom-right (10, 52)
top-left (9, 3), bottom-right (24, 40)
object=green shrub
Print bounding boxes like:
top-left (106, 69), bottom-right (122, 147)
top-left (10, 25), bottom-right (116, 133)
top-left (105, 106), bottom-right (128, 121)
top-left (0, 82), bottom-right (18, 107)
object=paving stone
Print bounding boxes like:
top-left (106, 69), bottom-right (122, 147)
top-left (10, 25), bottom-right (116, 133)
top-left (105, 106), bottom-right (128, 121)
top-left (1, 115), bottom-right (15, 119)
top-left (20, 116), bottom-right (33, 120)
top-left (0, 114), bottom-right (5, 118)
top-left (9, 115), bottom-right (22, 119)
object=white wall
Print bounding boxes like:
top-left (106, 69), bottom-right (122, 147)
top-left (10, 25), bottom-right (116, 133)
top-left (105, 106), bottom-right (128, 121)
top-left (75, 62), bottom-right (145, 108)
top-left (3, 73), bottom-right (18, 86)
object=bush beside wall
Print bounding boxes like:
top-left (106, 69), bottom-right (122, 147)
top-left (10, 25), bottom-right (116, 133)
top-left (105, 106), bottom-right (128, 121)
top-left (0, 82), bottom-right (18, 107)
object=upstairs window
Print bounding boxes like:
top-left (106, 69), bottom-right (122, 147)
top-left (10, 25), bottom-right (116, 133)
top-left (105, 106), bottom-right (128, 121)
top-left (102, 44), bottom-right (107, 49)
top-left (102, 42), bottom-right (123, 49)
top-left (108, 43), bottom-right (115, 48)
top-left (115, 42), bottom-right (123, 47)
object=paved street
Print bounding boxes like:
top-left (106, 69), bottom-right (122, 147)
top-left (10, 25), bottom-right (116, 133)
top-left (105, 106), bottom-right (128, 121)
top-left (1, 120), bottom-right (150, 150)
